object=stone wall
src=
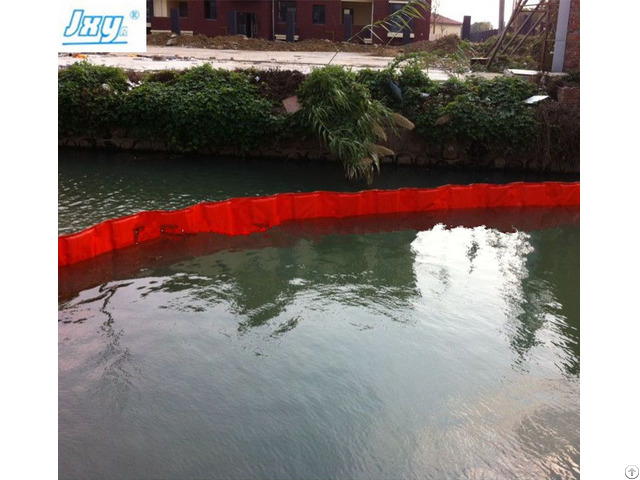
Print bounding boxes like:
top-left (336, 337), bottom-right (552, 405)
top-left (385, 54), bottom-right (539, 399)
top-left (59, 127), bottom-right (580, 174)
top-left (558, 86), bottom-right (580, 107)
top-left (564, 0), bottom-right (580, 72)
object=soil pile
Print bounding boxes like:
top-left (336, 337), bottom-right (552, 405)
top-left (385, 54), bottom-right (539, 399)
top-left (148, 32), bottom-right (401, 56)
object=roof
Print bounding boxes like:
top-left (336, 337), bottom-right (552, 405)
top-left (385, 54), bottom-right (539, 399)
top-left (431, 14), bottom-right (463, 26)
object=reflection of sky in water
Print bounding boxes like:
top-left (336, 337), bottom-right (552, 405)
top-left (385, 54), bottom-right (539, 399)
top-left (59, 223), bottom-right (579, 480)
top-left (411, 225), bottom-right (578, 375)
top-left (407, 225), bottom-right (578, 478)
top-left (411, 224), bottom-right (533, 304)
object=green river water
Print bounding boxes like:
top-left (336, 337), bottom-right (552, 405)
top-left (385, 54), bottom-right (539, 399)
top-left (59, 150), bottom-right (579, 479)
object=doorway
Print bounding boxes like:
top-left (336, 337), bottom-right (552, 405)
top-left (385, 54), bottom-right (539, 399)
top-left (236, 13), bottom-right (257, 38)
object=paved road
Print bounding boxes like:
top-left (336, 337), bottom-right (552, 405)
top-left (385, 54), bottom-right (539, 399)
top-left (58, 45), bottom-right (454, 80)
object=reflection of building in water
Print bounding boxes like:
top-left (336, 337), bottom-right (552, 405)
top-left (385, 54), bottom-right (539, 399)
top-left (81, 221), bottom-right (578, 372)
top-left (411, 224), bottom-right (533, 303)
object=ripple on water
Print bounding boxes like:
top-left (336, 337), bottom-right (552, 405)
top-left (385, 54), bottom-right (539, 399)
top-left (59, 220), bottom-right (579, 479)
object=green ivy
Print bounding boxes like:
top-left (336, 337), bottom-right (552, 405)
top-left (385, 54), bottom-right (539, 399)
top-left (121, 64), bottom-right (279, 152)
top-left (58, 63), bottom-right (576, 173)
top-left (404, 76), bottom-right (540, 156)
top-left (58, 62), bottom-right (129, 137)
top-left (59, 63), bottom-right (280, 152)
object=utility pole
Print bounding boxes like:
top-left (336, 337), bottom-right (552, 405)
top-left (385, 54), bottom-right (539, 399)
top-left (552, 0), bottom-right (572, 72)
top-left (499, 0), bottom-right (505, 32)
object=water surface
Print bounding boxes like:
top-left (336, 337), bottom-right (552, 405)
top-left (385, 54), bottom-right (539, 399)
top-left (58, 149), bottom-right (579, 235)
top-left (59, 150), bottom-right (579, 479)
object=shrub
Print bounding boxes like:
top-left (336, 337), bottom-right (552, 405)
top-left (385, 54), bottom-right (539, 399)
top-left (410, 76), bottom-right (539, 156)
top-left (58, 62), bottom-right (129, 136)
top-left (119, 64), bottom-right (280, 152)
top-left (58, 63), bottom-right (578, 174)
top-left (533, 102), bottom-right (580, 172)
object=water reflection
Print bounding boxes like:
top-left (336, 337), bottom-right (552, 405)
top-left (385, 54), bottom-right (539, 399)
top-left (74, 221), bottom-right (583, 380)
top-left (410, 224), bottom-right (579, 377)
top-left (60, 219), bottom-right (579, 379)
top-left (137, 231), bottom-right (421, 335)
top-left (59, 282), bottom-right (140, 411)
top-left (408, 377), bottom-right (579, 479)
top-left (58, 149), bottom-right (580, 235)
top-left (59, 220), bottom-right (579, 479)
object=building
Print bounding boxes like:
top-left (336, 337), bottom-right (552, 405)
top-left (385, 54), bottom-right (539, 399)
top-left (148, 0), bottom-right (431, 44)
top-left (429, 13), bottom-right (462, 40)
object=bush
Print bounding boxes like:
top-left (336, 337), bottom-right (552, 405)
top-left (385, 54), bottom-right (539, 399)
top-left (406, 76), bottom-right (539, 156)
top-left (533, 102), bottom-right (580, 172)
top-left (59, 63), bottom-right (280, 151)
top-left (58, 63), bottom-right (578, 174)
top-left (58, 62), bottom-right (129, 136)
top-left (87, 63), bottom-right (280, 152)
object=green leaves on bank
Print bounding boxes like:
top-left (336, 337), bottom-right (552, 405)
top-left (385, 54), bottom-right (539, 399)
top-left (59, 62), bottom-right (577, 181)
top-left (58, 62), bottom-right (128, 137)
top-left (59, 62), bottom-right (279, 152)
top-left (297, 66), bottom-right (413, 184)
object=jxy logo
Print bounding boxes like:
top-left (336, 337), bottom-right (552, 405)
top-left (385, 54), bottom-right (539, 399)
top-left (63, 9), bottom-right (127, 45)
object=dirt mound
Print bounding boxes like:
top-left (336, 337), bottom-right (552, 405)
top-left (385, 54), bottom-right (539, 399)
top-left (147, 33), bottom-right (400, 56)
top-left (404, 34), bottom-right (467, 55)
top-left (252, 69), bottom-right (306, 103)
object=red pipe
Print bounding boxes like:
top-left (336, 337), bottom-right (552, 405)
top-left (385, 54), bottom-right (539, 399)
top-left (58, 182), bottom-right (580, 268)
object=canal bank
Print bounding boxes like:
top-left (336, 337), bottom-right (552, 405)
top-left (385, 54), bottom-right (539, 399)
top-left (58, 61), bottom-right (580, 179)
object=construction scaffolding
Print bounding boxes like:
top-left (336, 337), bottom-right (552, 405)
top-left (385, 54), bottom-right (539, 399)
top-left (486, 0), bottom-right (560, 71)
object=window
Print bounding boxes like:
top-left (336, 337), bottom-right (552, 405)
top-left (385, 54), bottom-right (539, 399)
top-left (389, 2), bottom-right (413, 33)
top-left (204, 0), bottom-right (217, 20)
top-left (278, 1), bottom-right (296, 23)
top-left (178, 1), bottom-right (188, 18)
top-left (312, 5), bottom-right (325, 25)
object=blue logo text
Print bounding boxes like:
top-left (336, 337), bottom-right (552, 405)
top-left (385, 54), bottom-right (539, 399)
top-left (63, 9), bottom-right (126, 45)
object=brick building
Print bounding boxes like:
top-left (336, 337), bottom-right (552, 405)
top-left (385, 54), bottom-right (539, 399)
top-left (148, 0), bottom-right (431, 44)
top-left (563, 0), bottom-right (579, 71)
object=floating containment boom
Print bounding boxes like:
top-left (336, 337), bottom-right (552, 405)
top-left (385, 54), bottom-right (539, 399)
top-left (58, 182), bottom-right (580, 267)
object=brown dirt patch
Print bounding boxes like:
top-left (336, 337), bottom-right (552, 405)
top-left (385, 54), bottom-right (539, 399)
top-left (252, 69), bottom-right (306, 104)
top-left (404, 35), bottom-right (464, 54)
top-left (148, 33), bottom-right (401, 56)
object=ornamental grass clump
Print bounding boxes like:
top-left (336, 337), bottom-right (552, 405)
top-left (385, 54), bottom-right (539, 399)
top-left (297, 65), bottom-right (414, 184)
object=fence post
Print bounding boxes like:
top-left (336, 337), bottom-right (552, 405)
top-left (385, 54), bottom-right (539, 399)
top-left (552, 0), bottom-right (572, 72)
top-left (462, 16), bottom-right (471, 40)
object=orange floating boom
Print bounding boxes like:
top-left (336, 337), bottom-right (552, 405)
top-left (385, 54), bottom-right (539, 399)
top-left (58, 182), bottom-right (580, 268)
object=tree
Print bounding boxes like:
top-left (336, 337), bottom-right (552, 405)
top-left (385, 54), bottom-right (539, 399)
top-left (471, 21), bottom-right (494, 34)
top-left (431, 0), bottom-right (441, 35)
